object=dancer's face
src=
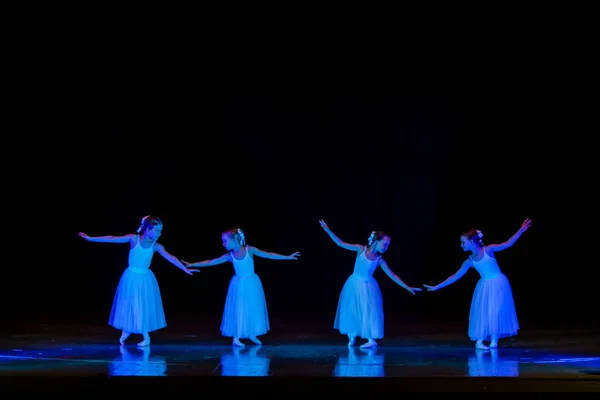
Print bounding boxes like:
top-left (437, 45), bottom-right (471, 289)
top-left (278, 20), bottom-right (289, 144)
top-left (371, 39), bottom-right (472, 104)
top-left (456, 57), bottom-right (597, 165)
top-left (460, 235), bottom-right (474, 252)
top-left (146, 224), bottom-right (162, 241)
top-left (374, 236), bottom-right (391, 254)
top-left (222, 233), bottom-right (236, 251)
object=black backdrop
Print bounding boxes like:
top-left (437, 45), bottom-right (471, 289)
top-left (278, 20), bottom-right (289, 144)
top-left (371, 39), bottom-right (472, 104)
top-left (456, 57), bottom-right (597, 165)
top-left (5, 79), bottom-right (586, 336)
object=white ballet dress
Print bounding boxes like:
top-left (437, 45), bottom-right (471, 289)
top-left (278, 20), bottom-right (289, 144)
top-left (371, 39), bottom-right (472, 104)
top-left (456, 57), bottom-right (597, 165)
top-left (334, 250), bottom-right (384, 339)
top-left (109, 235), bottom-right (167, 334)
top-left (220, 248), bottom-right (270, 338)
top-left (468, 249), bottom-right (519, 341)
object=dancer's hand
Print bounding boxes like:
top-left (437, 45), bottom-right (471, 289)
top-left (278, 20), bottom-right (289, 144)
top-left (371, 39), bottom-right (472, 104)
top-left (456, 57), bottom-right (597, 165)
top-left (407, 287), bottom-right (422, 295)
top-left (423, 284), bottom-right (438, 291)
top-left (184, 267), bottom-right (200, 275)
top-left (519, 218), bottom-right (532, 233)
top-left (78, 232), bottom-right (90, 241)
top-left (287, 252), bottom-right (301, 260)
top-left (319, 219), bottom-right (330, 231)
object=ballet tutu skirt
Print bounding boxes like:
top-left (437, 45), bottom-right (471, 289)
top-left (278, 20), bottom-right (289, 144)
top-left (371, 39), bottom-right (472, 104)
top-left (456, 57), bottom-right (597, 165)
top-left (109, 267), bottom-right (167, 334)
top-left (220, 273), bottom-right (270, 338)
top-left (334, 274), bottom-right (384, 339)
top-left (468, 273), bottom-right (519, 341)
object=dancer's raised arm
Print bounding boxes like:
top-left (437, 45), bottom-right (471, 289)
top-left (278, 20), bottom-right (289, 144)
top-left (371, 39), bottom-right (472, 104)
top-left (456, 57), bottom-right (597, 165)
top-left (486, 218), bottom-right (531, 255)
top-left (319, 220), bottom-right (362, 252)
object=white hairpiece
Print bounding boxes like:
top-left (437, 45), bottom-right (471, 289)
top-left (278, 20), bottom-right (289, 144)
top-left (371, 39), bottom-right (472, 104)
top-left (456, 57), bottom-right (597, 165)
top-left (237, 228), bottom-right (246, 245)
top-left (367, 231), bottom-right (376, 246)
top-left (137, 215), bottom-right (150, 233)
top-left (476, 229), bottom-right (483, 239)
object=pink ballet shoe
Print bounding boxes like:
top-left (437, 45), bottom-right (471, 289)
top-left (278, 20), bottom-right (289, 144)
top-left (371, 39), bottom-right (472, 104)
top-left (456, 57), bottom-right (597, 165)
top-left (232, 338), bottom-right (245, 347)
top-left (137, 335), bottom-right (151, 347)
top-left (489, 340), bottom-right (498, 348)
top-left (475, 340), bottom-right (489, 350)
top-left (347, 335), bottom-right (356, 347)
top-left (249, 336), bottom-right (262, 345)
top-left (120, 332), bottom-right (130, 345)
top-left (360, 339), bottom-right (377, 349)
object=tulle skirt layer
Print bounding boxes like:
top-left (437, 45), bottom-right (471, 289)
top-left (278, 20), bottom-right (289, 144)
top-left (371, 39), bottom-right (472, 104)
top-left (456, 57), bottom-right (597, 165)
top-left (334, 274), bottom-right (384, 339)
top-left (220, 273), bottom-right (270, 338)
top-left (468, 274), bottom-right (519, 341)
top-left (109, 267), bottom-right (166, 334)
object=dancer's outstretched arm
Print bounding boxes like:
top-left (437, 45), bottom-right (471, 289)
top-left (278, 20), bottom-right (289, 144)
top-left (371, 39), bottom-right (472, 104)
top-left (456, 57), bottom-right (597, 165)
top-left (379, 259), bottom-right (422, 295)
top-left (319, 219), bottom-right (362, 252)
top-left (487, 218), bottom-right (531, 255)
top-left (423, 260), bottom-right (472, 291)
top-left (182, 253), bottom-right (232, 267)
top-left (78, 232), bottom-right (134, 244)
top-left (249, 246), bottom-right (300, 260)
top-left (155, 243), bottom-right (200, 275)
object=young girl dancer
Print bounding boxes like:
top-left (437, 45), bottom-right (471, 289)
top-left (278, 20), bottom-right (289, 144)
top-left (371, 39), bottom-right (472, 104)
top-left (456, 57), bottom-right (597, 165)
top-left (183, 227), bottom-right (300, 347)
top-left (423, 218), bottom-right (531, 349)
top-left (78, 216), bottom-right (199, 346)
top-left (319, 219), bottom-right (421, 349)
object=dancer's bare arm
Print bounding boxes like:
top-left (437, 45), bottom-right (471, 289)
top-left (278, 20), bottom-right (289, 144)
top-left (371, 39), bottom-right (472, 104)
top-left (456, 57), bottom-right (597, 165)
top-left (379, 259), bottom-right (422, 295)
top-left (182, 253), bottom-right (232, 267)
top-left (155, 243), bottom-right (200, 275)
top-left (249, 246), bottom-right (300, 260)
top-left (487, 218), bottom-right (531, 255)
top-left (423, 259), bottom-right (472, 291)
top-left (319, 220), bottom-right (363, 253)
top-left (78, 232), bottom-right (134, 244)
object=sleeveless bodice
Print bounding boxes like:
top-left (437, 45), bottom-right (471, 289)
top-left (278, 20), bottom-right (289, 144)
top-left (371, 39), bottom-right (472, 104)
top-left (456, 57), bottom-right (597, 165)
top-left (351, 251), bottom-right (379, 279)
top-left (127, 236), bottom-right (155, 273)
top-left (471, 250), bottom-right (502, 279)
top-left (231, 248), bottom-right (255, 277)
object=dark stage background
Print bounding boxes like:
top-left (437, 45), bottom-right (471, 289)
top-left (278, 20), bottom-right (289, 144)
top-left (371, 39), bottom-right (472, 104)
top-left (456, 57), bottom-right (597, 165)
top-left (6, 89), bottom-right (589, 337)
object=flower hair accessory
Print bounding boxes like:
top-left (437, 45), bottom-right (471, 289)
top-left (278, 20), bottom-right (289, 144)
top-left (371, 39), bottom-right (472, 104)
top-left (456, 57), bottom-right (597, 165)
top-left (237, 228), bottom-right (246, 245)
top-left (367, 231), bottom-right (376, 246)
top-left (476, 229), bottom-right (483, 239)
top-left (137, 215), bottom-right (150, 233)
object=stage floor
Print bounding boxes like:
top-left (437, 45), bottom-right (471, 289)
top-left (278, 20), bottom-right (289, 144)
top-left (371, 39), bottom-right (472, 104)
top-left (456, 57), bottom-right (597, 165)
top-left (1, 322), bottom-right (598, 392)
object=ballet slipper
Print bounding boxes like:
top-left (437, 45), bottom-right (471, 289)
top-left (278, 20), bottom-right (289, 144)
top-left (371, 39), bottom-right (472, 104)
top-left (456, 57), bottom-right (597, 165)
top-left (360, 339), bottom-right (377, 349)
top-left (120, 332), bottom-right (130, 345)
top-left (347, 334), bottom-right (356, 347)
top-left (249, 336), bottom-right (262, 345)
top-left (475, 340), bottom-right (489, 350)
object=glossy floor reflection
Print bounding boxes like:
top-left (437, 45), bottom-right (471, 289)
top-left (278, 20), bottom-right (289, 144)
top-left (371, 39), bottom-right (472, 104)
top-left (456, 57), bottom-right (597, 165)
top-left (1, 341), bottom-right (599, 378)
top-left (468, 348), bottom-right (518, 377)
top-left (0, 323), bottom-right (598, 392)
top-left (108, 346), bottom-right (167, 377)
top-left (220, 345), bottom-right (270, 376)
top-left (333, 348), bottom-right (384, 377)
